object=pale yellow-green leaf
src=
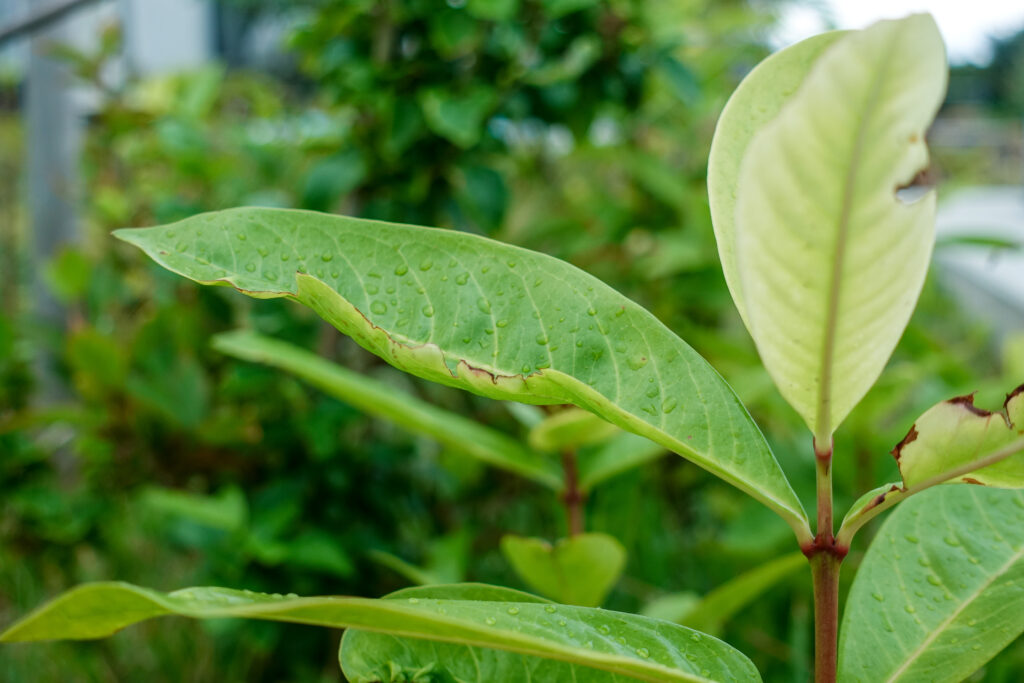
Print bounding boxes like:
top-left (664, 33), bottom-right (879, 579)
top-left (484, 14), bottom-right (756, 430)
top-left (528, 407), bottom-right (619, 453)
top-left (708, 29), bottom-right (846, 328)
top-left (895, 386), bottom-right (1024, 489)
top-left (726, 15), bottom-right (948, 442)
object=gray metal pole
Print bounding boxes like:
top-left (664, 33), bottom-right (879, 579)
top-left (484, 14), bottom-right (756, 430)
top-left (25, 1), bottom-right (81, 400)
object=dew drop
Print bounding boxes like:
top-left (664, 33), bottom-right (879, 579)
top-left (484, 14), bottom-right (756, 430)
top-left (944, 535), bottom-right (961, 547)
top-left (456, 273), bottom-right (470, 285)
top-left (322, 252), bottom-right (334, 262)
top-left (496, 319), bottom-right (509, 328)
top-left (281, 253), bottom-right (290, 262)
top-left (408, 598), bottom-right (419, 604)
top-left (598, 625), bottom-right (610, 635)
top-left (236, 232), bottom-right (247, 241)
top-left (245, 262), bottom-right (256, 272)
top-left (522, 364), bottom-right (532, 373)
top-left (558, 618), bottom-right (567, 626)
top-left (395, 264), bottom-right (409, 276)
top-left (905, 534), bottom-right (919, 543)
top-left (872, 592), bottom-right (885, 602)
top-left (367, 284), bottom-right (379, 295)
top-left (663, 398), bottom-right (677, 413)
top-left (175, 242), bottom-right (188, 252)
top-left (905, 605), bottom-right (916, 614)
top-left (507, 607), bottom-right (520, 615)
top-left (536, 335), bottom-right (548, 346)
top-left (927, 575), bottom-right (942, 586)
top-left (485, 617), bottom-right (496, 625)
top-left (544, 605), bottom-right (556, 614)
top-left (258, 247), bottom-right (269, 257)
top-left (587, 307), bottom-right (597, 316)
top-left (419, 258), bottom-right (433, 271)
top-left (370, 301), bottom-right (387, 315)
top-left (477, 298), bottom-right (491, 314)
top-left (627, 355), bottom-right (648, 371)
top-left (422, 305), bottom-right (435, 317)
top-left (690, 633), bottom-right (702, 642)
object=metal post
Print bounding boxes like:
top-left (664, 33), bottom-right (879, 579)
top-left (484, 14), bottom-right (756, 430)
top-left (25, 0), bottom-right (82, 400)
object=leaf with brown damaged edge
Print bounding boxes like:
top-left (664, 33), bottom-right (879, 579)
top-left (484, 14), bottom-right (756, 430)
top-left (837, 383), bottom-right (1024, 547)
top-left (114, 208), bottom-right (809, 538)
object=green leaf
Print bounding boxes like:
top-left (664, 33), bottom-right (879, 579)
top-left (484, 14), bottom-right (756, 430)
top-left (419, 86), bottom-right (496, 148)
top-left (341, 584), bottom-right (760, 682)
top-left (578, 431), bottom-right (665, 492)
top-left (2, 582), bottom-right (761, 683)
top-left (838, 486), bottom-right (1024, 682)
top-left (115, 207), bottom-right (807, 535)
top-left (528, 407), bottom-right (619, 453)
top-left (894, 386), bottom-right (1024, 489)
top-left (213, 330), bottom-right (562, 489)
top-left (710, 15), bottom-right (947, 442)
top-left (666, 553), bottom-right (805, 636)
top-left (500, 533), bottom-right (626, 606)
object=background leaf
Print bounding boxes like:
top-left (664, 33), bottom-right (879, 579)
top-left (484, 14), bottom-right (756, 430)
top-left (213, 329), bottom-right (562, 488)
top-left (1, 582), bottom-right (761, 683)
top-left (116, 208), bottom-right (807, 533)
top-left (643, 553), bottom-right (805, 637)
top-left (500, 533), bottom-right (627, 606)
top-left (838, 486), bottom-right (1024, 682)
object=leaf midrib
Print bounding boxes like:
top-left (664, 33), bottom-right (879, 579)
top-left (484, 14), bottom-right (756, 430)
top-left (815, 26), bottom-right (902, 441)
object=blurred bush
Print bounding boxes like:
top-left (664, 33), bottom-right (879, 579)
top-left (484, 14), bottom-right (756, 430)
top-left (1, 2), bottom-right (1021, 681)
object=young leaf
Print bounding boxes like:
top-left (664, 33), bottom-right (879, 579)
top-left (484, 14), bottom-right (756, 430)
top-left (838, 486), bottom-right (1024, 682)
top-left (115, 208), bottom-right (808, 535)
top-left (838, 385), bottom-right (1024, 545)
top-left (1, 582), bottom-right (761, 683)
top-left (213, 330), bottom-right (562, 489)
top-left (340, 584), bottom-right (760, 682)
top-left (500, 533), bottom-right (626, 607)
top-left (713, 15), bottom-right (948, 442)
top-left (528, 407), bottom-right (620, 453)
top-left (894, 386), bottom-right (1024, 489)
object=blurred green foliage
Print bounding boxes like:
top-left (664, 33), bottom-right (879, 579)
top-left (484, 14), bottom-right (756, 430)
top-left (1, 1), bottom-right (1022, 681)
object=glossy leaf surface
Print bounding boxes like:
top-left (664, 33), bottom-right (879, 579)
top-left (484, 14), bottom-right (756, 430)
top-left (339, 584), bottom-right (760, 682)
top-left (500, 533), bottom-right (626, 606)
top-left (1, 582), bottom-right (760, 683)
top-left (116, 208), bottom-right (806, 531)
top-left (213, 329), bottom-right (561, 488)
top-left (713, 15), bottom-right (947, 441)
top-left (838, 487), bottom-right (1024, 682)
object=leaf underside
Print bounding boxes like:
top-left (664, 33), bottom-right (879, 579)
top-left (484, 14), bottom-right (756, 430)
top-left (115, 208), bottom-right (805, 530)
top-left (838, 486), bottom-right (1024, 682)
top-left (0, 582), bottom-right (760, 683)
top-left (711, 15), bottom-right (948, 441)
